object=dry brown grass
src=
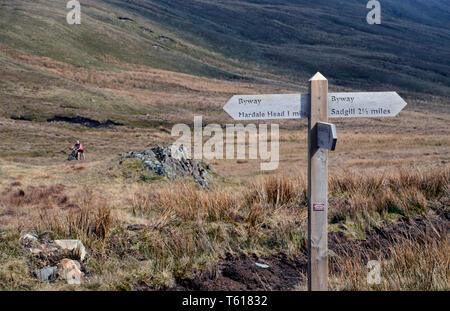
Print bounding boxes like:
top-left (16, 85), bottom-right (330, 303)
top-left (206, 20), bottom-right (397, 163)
top-left (118, 179), bottom-right (308, 284)
top-left (330, 228), bottom-right (449, 291)
top-left (130, 179), bottom-right (305, 236)
top-left (3, 184), bottom-right (67, 208)
top-left (0, 182), bottom-right (113, 244)
top-left (246, 175), bottom-right (306, 208)
top-left (0, 149), bottom-right (448, 290)
top-left (329, 166), bottom-right (449, 234)
top-left (33, 188), bottom-right (113, 244)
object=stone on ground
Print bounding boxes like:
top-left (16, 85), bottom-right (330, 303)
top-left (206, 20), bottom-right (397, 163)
top-left (35, 266), bottom-right (58, 282)
top-left (54, 240), bottom-right (86, 262)
top-left (58, 259), bottom-right (83, 285)
top-left (121, 145), bottom-right (216, 187)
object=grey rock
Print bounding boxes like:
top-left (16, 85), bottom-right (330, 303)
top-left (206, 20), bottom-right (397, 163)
top-left (35, 266), bottom-right (58, 282)
top-left (201, 161), bottom-right (216, 174)
top-left (143, 150), bottom-right (155, 157)
top-left (121, 145), bottom-right (215, 187)
top-left (20, 233), bottom-right (41, 249)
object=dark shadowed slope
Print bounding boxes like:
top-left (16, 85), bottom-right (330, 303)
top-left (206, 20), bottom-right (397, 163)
top-left (107, 0), bottom-right (450, 95)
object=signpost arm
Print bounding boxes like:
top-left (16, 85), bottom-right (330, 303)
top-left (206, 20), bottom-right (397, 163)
top-left (307, 72), bottom-right (329, 291)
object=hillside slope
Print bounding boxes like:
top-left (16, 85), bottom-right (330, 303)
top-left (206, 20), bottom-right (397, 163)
top-left (108, 0), bottom-right (450, 95)
top-left (0, 0), bottom-right (274, 125)
top-left (1, 0), bottom-right (449, 95)
top-left (0, 0), bottom-right (248, 79)
top-left (0, 0), bottom-right (448, 128)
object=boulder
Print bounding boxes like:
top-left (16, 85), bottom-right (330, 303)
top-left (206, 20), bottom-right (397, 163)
top-left (20, 234), bottom-right (87, 284)
top-left (168, 144), bottom-right (189, 161)
top-left (21, 235), bottom-right (87, 265)
top-left (35, 266), bottom-right (58, 282)
top-left (121, 145), bottom-right (215, 187)
top-left (58, 259), bottom-right (83, 285)
top-left (54, 240), bottom-right (86, 262)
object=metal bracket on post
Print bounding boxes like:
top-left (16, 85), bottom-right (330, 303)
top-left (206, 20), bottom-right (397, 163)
top-left (317, 122), bottom-right (337, 151)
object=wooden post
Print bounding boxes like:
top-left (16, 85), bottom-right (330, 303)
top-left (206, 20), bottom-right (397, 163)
top-left (307, 72), bottom-right (328, 291)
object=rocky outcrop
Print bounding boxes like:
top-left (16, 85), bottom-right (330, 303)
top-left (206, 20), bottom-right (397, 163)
top-left (120, 145), bottom-right (216, 187)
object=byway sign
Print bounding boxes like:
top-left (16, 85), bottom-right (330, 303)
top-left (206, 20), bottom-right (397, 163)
top-left (328, 92), bottom-right (407, 118)
top-left (223, 94), bottom-right (308, 120)
top-left (223, 92), bottom-right (406, 120)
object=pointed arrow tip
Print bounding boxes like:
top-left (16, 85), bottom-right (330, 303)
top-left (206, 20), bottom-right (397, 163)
top-left (395, 92), bottom-right (408, 108)
top-left (391, 92), bottom-right (408, 116)
top-left (223, 96), bottom-right (236, 119)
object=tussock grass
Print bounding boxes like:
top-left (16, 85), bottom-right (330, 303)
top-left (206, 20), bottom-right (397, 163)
top-left (127, 180), bottom-right (306, 281)
top-left (33, 188), bottom-right (113, 244)
top-left (246, 175), bottom-right (306, 208)
top-left (0, 165), bottom-right (448, 290)
top-left (330, 229), bottom-right (449, 291)
top-left (329, 166), bottom-right (449, 234)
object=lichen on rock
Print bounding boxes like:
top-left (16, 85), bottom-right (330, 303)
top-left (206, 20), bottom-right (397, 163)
top-left (120, 145), bottom-right (216, 187)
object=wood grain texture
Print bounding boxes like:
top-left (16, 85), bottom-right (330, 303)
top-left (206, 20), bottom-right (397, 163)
top-left (307, 72), bottom-right (329, 291)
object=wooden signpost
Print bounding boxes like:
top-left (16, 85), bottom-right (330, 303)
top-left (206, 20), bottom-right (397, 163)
top-left (308, 73), bottom-right (329, 291)
top-left (223, 73), bottom-right (407, 291)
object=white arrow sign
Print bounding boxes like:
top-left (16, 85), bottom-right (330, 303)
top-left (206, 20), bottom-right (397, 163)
top-left (223, 92), bottom-right (406, 120)
top-left (223, 93), bottom-right (308, 120)
top-left (328, 92), bottom-right (407, 118)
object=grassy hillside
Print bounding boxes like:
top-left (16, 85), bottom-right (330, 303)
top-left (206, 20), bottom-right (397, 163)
top-left (0, 0), bottom-right (448, 162)
top-left (0, 0), bottom-right (246, 78)
top-left (107, 0), bottom-right (450, 95)
top-left (1, 0), bottom-right (449, 97)
top-left (0, 0), bottom-right (300, 125)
